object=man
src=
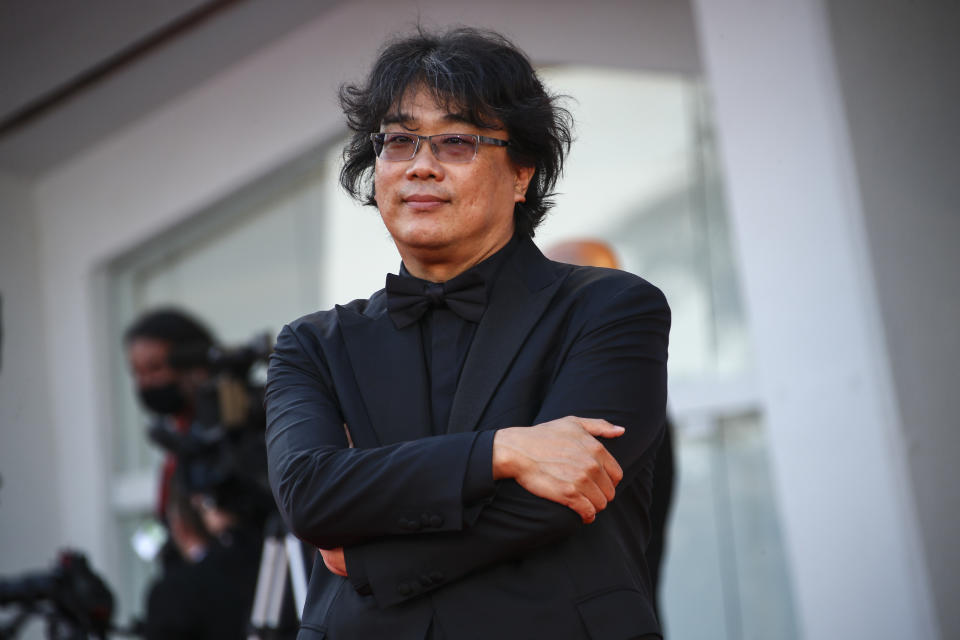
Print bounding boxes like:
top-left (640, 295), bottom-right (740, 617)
top-left (125, 308), bottom-right (273, 526)
top-left (126, 308), bottom-right (270, 637)
top-left (125, 308), bottom-right (217, 520)
top-left (265, 27), bottom-right (670, 639)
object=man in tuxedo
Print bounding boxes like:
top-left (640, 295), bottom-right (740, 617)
top-left (265, 27), bottom-right (670, 639)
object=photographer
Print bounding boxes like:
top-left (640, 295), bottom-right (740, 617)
top-left (124, 308), bottom-right (216, 526)
top-left (124, 308), bottom-right (270, 638)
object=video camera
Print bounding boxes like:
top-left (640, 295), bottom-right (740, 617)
top-left (0, 551), bottom-right (114, 639)
top-left (147, 332), bottom-right (275, 524)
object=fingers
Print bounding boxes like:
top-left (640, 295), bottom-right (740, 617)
top-left (495, 416), bottom-right (629, 524)
top-left (573, 477), bottom-right (608, 522)
top-left (591, 457), bottom-right (618, 502)
top-left (549, 448), bottom-right (615, 522)
top-left (579, 435), bottom-right (623, 494)
top-left (319, 547), bottom-right (348, 576)
top-left (596, 442), bottom-right (624, 488)
top-left (565, 419), bottom-right (625, 520)
top-left (568, 495), bottom-right (598, 523)
top-left (574, 419), bottom-right (626, 492)
top-left (574, 417), bottom-right (626, 439)
top-left (538, 474), bottom-right (605, 523)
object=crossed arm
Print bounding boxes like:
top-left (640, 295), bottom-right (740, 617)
top-left (265, 279), bottom-right (669, 602)
top-left (319, 415), bottom-right (627, 575)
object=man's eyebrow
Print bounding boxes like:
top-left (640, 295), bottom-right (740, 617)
top-left (441, 112), bottom-right (474, 126)
top-left (381, 112), bottom-right (412, 126)
top-left (380, 111), bottom-right (476, 128)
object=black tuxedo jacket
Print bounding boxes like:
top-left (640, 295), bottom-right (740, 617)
top-left (265, 236), bottom-right (670, 639)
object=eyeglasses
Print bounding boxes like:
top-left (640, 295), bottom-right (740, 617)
top-left (370, 132), bottom-right (510, 163)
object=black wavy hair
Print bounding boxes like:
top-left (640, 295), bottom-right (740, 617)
top-left (339, 26), bottom-right (573, 237)
top-left (124, 307), bottom-right (215, 352)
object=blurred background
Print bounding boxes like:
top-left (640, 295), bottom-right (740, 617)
top-left (0, 1), bottom-right (957, 638)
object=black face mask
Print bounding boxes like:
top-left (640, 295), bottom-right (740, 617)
top-left (138, 382), bottom-right (187, 415)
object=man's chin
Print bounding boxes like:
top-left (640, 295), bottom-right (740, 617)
top-left (392, 228), bottom-right (453, 253)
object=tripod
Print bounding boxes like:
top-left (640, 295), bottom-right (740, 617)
top-left (247, 515), bottom-right (310, 640)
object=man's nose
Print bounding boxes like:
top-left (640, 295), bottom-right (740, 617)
top-left (134, 369), bottom-right (167, 387)
top-left (134, 373), bottom-right (156, 388)
top-left (405, 141), bottom-right (445, 180)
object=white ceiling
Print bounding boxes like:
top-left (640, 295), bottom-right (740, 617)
top-left (0, 0), bottom-right (342, 177)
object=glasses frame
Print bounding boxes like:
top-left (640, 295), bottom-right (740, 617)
top-left (370, 132), bottom-right (510, 163)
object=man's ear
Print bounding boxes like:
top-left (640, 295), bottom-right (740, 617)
top-left (514, 165), bottom-right (536, 203)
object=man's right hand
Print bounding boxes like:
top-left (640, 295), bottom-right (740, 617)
top-left (492, 417), bottom-right (625, 523)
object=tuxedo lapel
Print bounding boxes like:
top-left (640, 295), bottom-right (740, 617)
top-left (337, 294), bottom-right (432, 445)
top-left (447, 238), bottom-right (566, 434)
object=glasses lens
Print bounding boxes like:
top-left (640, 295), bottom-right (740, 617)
top-left (380, 133), bottom-right (418, 160)
top-left (432, 134), bottom-right (478, 163)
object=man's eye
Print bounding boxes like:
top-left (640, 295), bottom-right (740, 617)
top-left (385, 134), bottom-right (414, 145)
top-left (440, 135), bottom-right (471, 145)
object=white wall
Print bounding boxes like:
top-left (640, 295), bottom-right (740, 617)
top-left (690, 0), bottom-right (939, 638)
top-left (0, 172), bottom-right (60, 575)
top-left (826, 3), bottom-right (960, 636)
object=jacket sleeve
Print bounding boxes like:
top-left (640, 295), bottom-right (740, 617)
top-left (265, 320), bottom-right (486, 550)
top-left (345, 278), bottom-right (671, 607)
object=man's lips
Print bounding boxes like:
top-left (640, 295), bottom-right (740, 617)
top-left (402, 194), bottom-right (449, 210)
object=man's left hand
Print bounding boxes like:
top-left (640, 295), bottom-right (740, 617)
top-left (492, 416), bottom-right (625, 523)
top-left (320, 547), bottom-right (347, 576)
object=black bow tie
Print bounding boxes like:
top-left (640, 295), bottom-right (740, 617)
top-left (386, 271), bottom-right (487, 329)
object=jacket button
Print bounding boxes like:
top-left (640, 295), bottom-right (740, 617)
top-left (419, 574), bottom-right (432, 586)
top-left (421, 513), bottom-right (431, 526)
top-left (398, 582), bottom-right (412, 596)
top-left (429, 514), bottom-right (443, 528)
top-left (430, 571), bottom-right (444, 583)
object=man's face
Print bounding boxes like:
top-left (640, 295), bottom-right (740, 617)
top-left (373, 86), bottom-right (534, 277)
top-left (127, 338), bottom-right (177, 390)
top-left (127, 337), bottom-right (210, 415)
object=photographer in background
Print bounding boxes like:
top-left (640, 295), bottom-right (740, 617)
top-left (124, 308), bottom-right (271, 637)
top-left (124, 308), bottom-right (216, 525)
